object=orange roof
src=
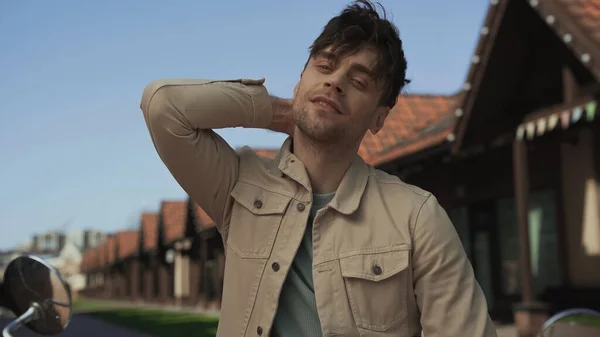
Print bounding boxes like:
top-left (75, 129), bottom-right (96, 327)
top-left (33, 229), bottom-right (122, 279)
top-left (194, 203), bottom-right (215, 229)
top-left (160, 201), bottom-right (188, 243)
top-left (116, 230), bottom-right (138, 259)
top-left (254, 149), bottom-right (278, 159)
top-left (251, 94), bottom-right (458, 167)
top-left (560, 0), bottom-right (600, 49)
top-left (82, 246), bottom-right (98, 271)
top-left (359, 94), bottom-right (458, 166)
top-left (97, 242), bottom-right (106, 266)
top-left (89, 246), bottom-right (98, 270)
top-left (106, 235), bottom-right (116, 264)
top-left (141, 212), bottom-right (158, 250)
top-left (556, 0), bottom-right (600, 81)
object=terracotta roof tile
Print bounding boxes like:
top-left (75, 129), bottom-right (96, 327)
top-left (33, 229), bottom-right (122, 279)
top-left (528, 0), bottom-right (600, 81)
top-left (84, 246), bottom-right (93, 271)
top-left (559, 0), bottom-right (600, 45)
top-left (249, 95), bottom-right (457, 167)
top-left (141, 212), bottom-right (158, 250)
top-left (116, 230), bottom-right (139, 259)
top-left (97, 242), bottom-right (106, 266)
top-left (194, 204), bottom-right (215, 229)
top-left (160, 201), bottom-right (188, 243)
top-left (359, 94), bottom-right (458, 165)
top-left (106, 235), bottom-right (116, 264)
top-left (254, 149), bottom-right (278, 159)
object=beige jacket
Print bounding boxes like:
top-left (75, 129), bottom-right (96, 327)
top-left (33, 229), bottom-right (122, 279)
top-left (140, 78), bottom-right (497, 337)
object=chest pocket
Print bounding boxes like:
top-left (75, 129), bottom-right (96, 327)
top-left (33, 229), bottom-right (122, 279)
top-left (227, 181), bottom-right (292, 259)
top-left (340, 247), bottom-right (410, 332)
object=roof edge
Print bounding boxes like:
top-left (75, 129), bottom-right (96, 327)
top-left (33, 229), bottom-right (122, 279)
top-left (532, 0), bottom-right (600, 81)
top-left (449, 0), bottom-right (510, 154)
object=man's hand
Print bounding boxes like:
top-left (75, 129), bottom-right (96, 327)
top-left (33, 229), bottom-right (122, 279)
top-left (268, 96), bottom-right (295, 136)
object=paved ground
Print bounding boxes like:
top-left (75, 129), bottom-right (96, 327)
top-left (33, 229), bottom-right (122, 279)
top-left (0, 314), bottom-right (152, 337)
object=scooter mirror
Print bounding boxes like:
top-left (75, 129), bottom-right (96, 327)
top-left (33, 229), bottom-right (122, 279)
top-left (1, 255), bottom-right (72, 335)
top-left (537, 308), bottom-right (600, 337)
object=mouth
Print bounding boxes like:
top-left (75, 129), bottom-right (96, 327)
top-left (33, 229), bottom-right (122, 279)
top-left (311, 96), bottom-right (343, 115)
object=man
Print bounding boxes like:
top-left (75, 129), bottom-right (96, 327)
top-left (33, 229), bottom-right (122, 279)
top-left (140, 1), bottom-right (497, 336)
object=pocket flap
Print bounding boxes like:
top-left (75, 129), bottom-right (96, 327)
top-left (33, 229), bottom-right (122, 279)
top-left (231, 181), bottom-right (291, 215)
top-left (340, 247), bottom-right (410, 282)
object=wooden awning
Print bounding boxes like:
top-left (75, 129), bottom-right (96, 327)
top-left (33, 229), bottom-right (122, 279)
top-left (516, 99), bottom-right (597, 140)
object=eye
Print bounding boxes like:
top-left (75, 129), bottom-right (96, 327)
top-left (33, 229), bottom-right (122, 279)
top-left (351, 78), bottom-right (367, 89)
top-left (317, 64), bottom-right (332, 72)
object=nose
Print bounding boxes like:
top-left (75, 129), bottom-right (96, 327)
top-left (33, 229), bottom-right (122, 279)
top-left (324, 74), bottom-right (345, 95)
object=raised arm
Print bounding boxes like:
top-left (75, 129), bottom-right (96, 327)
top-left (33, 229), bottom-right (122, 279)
top-left (412, 195), bottom-right (498, 337)
top-left (140, 78), bottom-right (274, 229)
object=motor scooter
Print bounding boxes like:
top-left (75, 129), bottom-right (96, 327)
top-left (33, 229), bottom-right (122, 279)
top-left (0, 255), bottom-right (71, 337)
top-left (535, 307), bottom-right (600, 337)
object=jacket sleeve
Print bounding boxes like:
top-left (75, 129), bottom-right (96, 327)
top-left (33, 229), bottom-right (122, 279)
top-left (140, 78), bottom-right (273, 230)
top-left (412, 195), bottom-right (498, 337)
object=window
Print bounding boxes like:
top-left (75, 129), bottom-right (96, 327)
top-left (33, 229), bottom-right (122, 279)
top-left (496, 190), bottom-right (562, 295)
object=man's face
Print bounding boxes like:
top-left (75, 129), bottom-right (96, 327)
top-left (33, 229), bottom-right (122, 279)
top-left (291, 46), bottom-right (390, 147)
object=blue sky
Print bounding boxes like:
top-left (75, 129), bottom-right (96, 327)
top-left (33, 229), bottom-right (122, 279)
top-left (0, 0), bottom-right (488, 250)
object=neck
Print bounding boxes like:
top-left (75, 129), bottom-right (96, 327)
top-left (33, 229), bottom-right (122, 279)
top-left (291, 130), bottom-right (358, 194)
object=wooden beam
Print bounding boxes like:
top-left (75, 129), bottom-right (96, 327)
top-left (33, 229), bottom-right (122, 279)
top-left (513, 139), bottom-right (534, 303)
top-left (522, 83), bottom-right (600, 124)
top-left (451, 0), bottom-right (511, 154)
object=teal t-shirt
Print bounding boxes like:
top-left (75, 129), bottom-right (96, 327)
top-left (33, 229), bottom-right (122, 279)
top-left (271, 192), bottom-right (335, 337)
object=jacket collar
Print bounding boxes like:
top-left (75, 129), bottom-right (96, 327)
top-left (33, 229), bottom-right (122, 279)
top-left (272, 137), bottom-right (370, 215)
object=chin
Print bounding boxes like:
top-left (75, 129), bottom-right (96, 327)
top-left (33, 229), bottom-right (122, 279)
top-left (295, 108), bottom-right (345, 140)
top-left (301, 124), bottom-right (346, 143)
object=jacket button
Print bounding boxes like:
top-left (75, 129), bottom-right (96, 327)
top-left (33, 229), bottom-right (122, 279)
top-left (272, 262), bottom-right (280, 271)
top-left (254, 200), bottom-right (263, 209)
top-left (297, 203), bottom-right (306, 211)
top-left (373, 264), bottom-right (382, 275)
top-left (257, 326), bottom-right (263, 335)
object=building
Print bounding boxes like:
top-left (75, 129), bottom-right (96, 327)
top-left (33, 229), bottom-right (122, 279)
top-left (1, 229), bottom-right (107, 292)
top-left (45, 241), bottom-right (86, 296)
top-left (67, 229), bottom-right (107, 251)
top-left (78, 1), bottom-right (600, 333)
top-left (80, 199), bottom-right (224, 309)
top-left (30, 231), bottom-right (65, 253)
top-left (367, 0), bottom-right (600, 330)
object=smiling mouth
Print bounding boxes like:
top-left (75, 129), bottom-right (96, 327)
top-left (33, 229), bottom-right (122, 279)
top-left (312, 99), bottom-right (342, 114)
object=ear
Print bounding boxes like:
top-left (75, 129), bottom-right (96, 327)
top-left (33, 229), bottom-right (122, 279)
top-left (369, 106), bottom-right (390, 135)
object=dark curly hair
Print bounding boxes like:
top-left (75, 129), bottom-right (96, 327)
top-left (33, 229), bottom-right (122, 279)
top-left (306, 0), bottom-right (410, 108)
